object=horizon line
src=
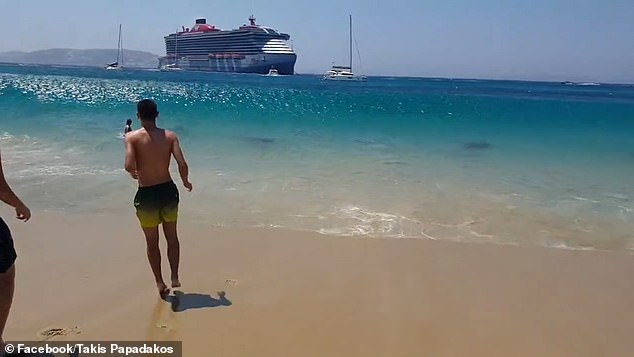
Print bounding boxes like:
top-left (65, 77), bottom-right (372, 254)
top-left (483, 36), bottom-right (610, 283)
top-left (0, 58), bottom-right (632, 86)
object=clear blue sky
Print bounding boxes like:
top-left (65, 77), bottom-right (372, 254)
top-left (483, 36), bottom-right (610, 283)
top-left (1, 0), bottom-right (633, 82)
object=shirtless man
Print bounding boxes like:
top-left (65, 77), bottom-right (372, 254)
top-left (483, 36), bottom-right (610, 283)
top-left (0, 149), bottom-right (31, 349)
top-left (124, 99), bottom-right (192, 298)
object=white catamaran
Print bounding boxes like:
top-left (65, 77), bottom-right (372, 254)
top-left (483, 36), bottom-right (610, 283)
top-left (105, 24), bottom-right (123, 70)
top-left (323, 15), bottom-right (366, 81)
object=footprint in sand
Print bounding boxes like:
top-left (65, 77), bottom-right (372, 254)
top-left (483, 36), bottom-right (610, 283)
top-left (147, 300), bottom-right (179, 341)
top-left (155, 323), bottom-right (175, 332)
top-left (225, 279), bottom-right (240, 286)
top-left (38, 326), bottom-right (80, 340)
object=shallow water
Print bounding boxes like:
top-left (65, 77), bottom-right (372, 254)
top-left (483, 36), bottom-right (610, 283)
top-left (1, 64), bottom-right (633, 250)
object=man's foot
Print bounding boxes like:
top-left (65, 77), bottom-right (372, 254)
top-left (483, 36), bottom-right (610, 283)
top-left (157, 282), bottom-right (170, 299)
top-left (171, 278), bottom-right (181, 288)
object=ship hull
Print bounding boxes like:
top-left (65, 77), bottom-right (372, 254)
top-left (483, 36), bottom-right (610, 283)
top-left (158, 53), bottom-right (296, 75)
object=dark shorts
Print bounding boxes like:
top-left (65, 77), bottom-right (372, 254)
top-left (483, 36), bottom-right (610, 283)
top-left (0, 217), bottom-right (17, 274)
top-left (134, 181), bottom-right (179, 228)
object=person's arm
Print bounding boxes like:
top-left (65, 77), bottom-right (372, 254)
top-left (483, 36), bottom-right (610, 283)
top-left (124, 134), bottom-right (138, 179)
top-left (171, 134), bottom-right (192, 191)
top-left (0, 150), bottom-right (31, 221)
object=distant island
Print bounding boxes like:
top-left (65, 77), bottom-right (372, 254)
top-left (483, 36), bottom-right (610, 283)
top-left (0, 48), bottom-right (159, 69)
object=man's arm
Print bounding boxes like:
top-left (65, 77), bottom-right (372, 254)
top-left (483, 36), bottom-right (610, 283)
top-left (171, 134), bottom-right (192, 191)
top-left (124, 134), bottom-right (138, 179)
top-left (0, 150), bottom-right (31, 221)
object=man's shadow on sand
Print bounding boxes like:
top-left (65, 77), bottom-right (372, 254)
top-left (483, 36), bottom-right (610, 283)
top-left (163, 290), bottom-right (232, 312)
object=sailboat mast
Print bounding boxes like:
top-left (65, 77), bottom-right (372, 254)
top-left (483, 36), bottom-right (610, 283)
top-left (119, 24), bottom-right (123, 66)
top-left (116, 24), bottom-right (122, 63)
top-left (349, 14), bottom-right (353, 71)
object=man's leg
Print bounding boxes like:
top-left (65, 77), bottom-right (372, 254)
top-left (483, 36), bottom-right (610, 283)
top-left (162, 222), bottom-right (180, 288)
top-left (142, 227), bottom-right (169, 298)
top-left (0, 265), bottom-right (15, 346)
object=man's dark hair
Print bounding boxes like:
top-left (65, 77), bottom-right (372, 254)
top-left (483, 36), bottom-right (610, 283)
top-left (126, 119), bottom-right (132, 125)
top-left (137, 99), bottom-right (159, 121)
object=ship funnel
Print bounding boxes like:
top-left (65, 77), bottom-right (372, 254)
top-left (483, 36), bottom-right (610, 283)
top-left (195, 18), bottom-right (207, 24)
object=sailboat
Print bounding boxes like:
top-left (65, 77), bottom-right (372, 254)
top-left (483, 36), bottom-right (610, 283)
top-left (323, 15), bottom-right (366, 81)
top-left (160, 28), bottom-right (182, 71)
top-left (105, 24), bottom-right (123, 70)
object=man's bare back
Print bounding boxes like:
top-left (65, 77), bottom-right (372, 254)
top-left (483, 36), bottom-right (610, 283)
top-left (125, 127), bottom-right (187, 187)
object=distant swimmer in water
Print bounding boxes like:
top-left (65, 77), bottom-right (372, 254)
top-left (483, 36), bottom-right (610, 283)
top-left (124, 119), bottom-right (133, 135)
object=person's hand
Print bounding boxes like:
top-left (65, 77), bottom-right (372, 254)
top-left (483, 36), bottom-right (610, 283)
top-left (15, 203), bottom-right (31, 222)
top-left (183, 181), bottom-right (193, 192)
top-left (130, 170), bottom-right (139, 180)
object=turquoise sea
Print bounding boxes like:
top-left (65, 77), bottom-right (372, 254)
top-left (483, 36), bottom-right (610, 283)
top-left (1, 64), bottom-right (633, 250)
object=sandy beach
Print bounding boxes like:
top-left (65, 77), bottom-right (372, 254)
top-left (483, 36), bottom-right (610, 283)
top-left (0, 208), bottom-right (632, 356)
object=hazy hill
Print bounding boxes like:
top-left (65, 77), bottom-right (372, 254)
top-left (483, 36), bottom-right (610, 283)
top-left (0, 48), bottom-right (159, 68)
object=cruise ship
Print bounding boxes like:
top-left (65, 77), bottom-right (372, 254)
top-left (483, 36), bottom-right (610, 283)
top-left (158, 16), bottom-right (296, 75)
